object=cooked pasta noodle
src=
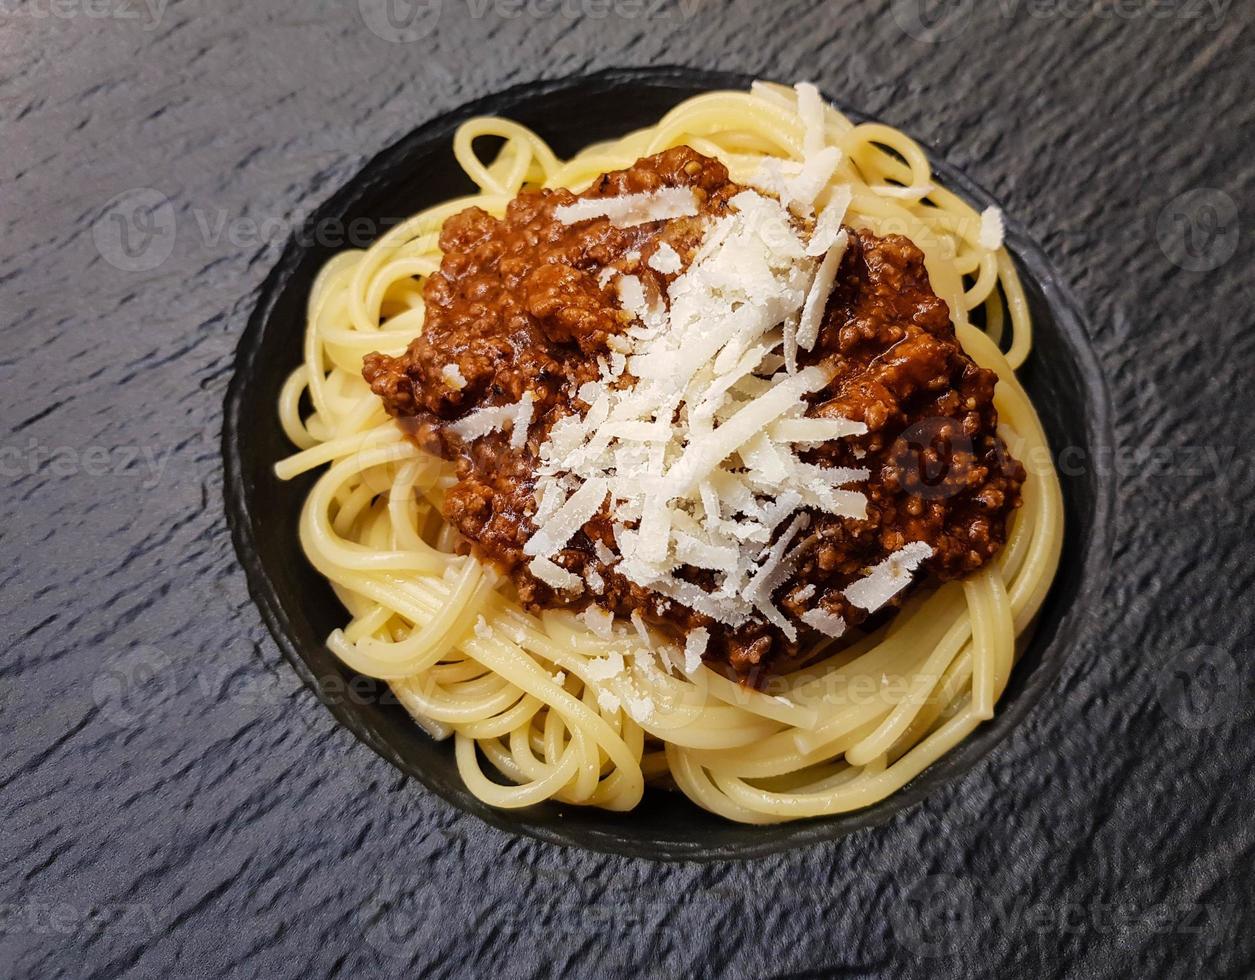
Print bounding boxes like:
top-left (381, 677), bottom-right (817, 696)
top-left (275, 81), bottom-right (1063, 823)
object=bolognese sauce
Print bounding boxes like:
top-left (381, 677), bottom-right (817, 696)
top-left (363, 146), bottom-right (1024, 680)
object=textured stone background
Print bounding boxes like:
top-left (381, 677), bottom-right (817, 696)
top-left (2, 2), bottom-right (1252, 977)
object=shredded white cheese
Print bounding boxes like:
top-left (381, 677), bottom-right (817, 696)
top-left (843, 541), bottom-right (934, 612)
top-left (596, 689), bottom-right (622, 713)
top-left (808, 185), bottom-right (852, 257)
top-left (796, 229), bottom-right (848, 354)
top-left (801, 607), bottom-right (847, 638)
top-left (770, 416), bottom-right (868, 443)
top-left (623, 691), bottom-right (656, 723)
top-left (979, 206), bottom-right (1005, 251)
top-left (648, 242), bottom-right (682, 275)
top-left (510, 391), bottom-right (534, 449)
top-left (528, 555), bottom-right (583, 593)
top-left (795, 81), bottom-right (827, 159)
top-left (752, 151), bottom-right (842, 215)
top-left (683, 627), bottom-right (709, 675)
top-left (585, 650), bottom-right (625, 682)
top-left (523, 477), bottom-right (608, 558)
top-left (580, 604), bottom-right (614, 639)
top-left (630, 610), bottom-right (652, 649)
top-left (523, 128), bottom-right (874, 638)
top-left (449, 391), bottom-right (535, 446)
top-left (441, 363), bottom-right (467, 390)
top-left (555, 188), bottom-right (700, 228)
top-left (524, 179), bottom-right (868, 634)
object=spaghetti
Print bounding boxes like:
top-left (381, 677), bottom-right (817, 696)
top-left (275, 81), bottom-right (1063, 823)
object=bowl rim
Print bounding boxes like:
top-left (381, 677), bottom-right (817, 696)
top-left (222, 65), bottom-right (1117, 861)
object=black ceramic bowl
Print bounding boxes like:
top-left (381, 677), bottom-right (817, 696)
top-left (223, 67), bottom-right (1114, 861)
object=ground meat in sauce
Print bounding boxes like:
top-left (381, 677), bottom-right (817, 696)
top-left (363, 146), bottom-right (1025, 682)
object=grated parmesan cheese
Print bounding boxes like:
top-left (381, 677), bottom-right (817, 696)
top-left (511, 391), bottom-right (534, 450)
top-left (524, 477), bottom-right (608, 558)
top-left (593, 540), bottom-right (616, 567)
top-left (630, 610), bottom-right (652, 649)
top-left (796, 230), bottom-right (848, 353)
top-left (752, 149), bottom-right (842, 215)
top-left (623, 691), bottom-right (656, 723)
top-left (683, 627), bottom-right (709, 675)
top-left (743, 513), bottom-right (810, 641)
top-left (807, 185), bottom-right (852, 257)
top-left (527, 182), bottom-right (871, 637)
top-left (528, 555), bottom-right (583, 593)
top-left (648, 241), bottom-right (682, 275)
top-left (580, 604), bottom-right (614, 639)
top-left (843, 541), bottom-right (934, 612)
top-left (441, 363), bottom-right (467, 390)
top-left (770, 416), bottom-right (868, 444)
top-left (596, 689), bottom-right (622, 713)
top-left (555, 187), bottom-right (700, 228)
top-left (585, 650), bottom-right (625, 682)
top-left (979, 206), bottom-right (1005, 251)
top-left (801, 607), bottom-right (846, 638)
top-left (788, 146), bottom-right (842, 210)
top-left (795, 81), bottom-right (827, 159)
top-left (449, 391), bottom-right (535, 446)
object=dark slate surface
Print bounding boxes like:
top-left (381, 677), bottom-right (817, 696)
top-left (1, 2), bottom-right (1251, 978)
